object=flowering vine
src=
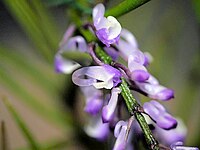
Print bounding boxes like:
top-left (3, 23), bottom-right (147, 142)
top-left (54, 2), bottom-right (199, 150)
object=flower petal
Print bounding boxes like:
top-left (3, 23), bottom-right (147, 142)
top-left (107, 16), bottom-right (122, 40)
top-left (54, 36), bottom-right (87, 74)
top-left (54, 54), bottom-right (81, 74)
top-left (143, 100), bottom-right (177, 129)
top-left (93, 3), bottom-right (105, 28)
top-left (84, 115), bottom-right (109, 141)
top-left (120, 29), bottom-right (138, 48)
top-left (113, 121), bottom-right (128, 150)
top-left (102, 88), bottom-right (121, 123)
top-left (72, 65), bottom-right (121, 89)
top-left (81, 86), bottom-right (103, 115)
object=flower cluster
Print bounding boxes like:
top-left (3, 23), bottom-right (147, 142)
top-left (54, 3), bottom-right (199, 150)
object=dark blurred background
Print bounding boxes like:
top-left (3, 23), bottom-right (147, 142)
top-left (0, 0), bottom-right (199, 149)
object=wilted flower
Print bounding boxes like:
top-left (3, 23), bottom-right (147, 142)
top-left (92, 3), bottom-right (121, 47)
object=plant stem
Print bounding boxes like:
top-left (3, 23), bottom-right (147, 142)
top-left (105, 0), bottom-right (151, 18)
top-left (120, 78), bottom-right (159, 150)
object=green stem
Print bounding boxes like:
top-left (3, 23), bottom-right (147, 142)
top-left (120, 79), bottom-right (159, 150)
top-left (105, 0), bottom-right (151, 18)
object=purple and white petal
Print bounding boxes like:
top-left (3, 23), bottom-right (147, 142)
top-left (155, 118), bottom-right (187, 145)
top-left (170, 142), bottom-right (199, 150)
top-left (146, 75), bottom-right (159, 85)
top-left (120, 29), bottom-right (138, 48)
top-left (54, 54), bottom-right (81, 74)
top-left (137, 83), bottom-right (174, 101)
top-left (143, 52), bottom-right (153, 67)
top-left (143, 100), bottom-right (177, 129)
top-left (81, 86), bottom-right (103, 115)
top-left (92, 3), bottom-right (121, 47)
top-left (113, 121), bottom-right (128, 150)
top-left (72, 65), bottom-right (121, 89)
top-left (128, 55), bottom-right (150, 82)
top-left (84, 115), bottom-right (109, 141)
top-left (128, 50), bottom-right (145, 65)
top-left (54, 36), bottom-right (87, 74)
top-left (93, 3), bottom-right (105, 28)
top-left (102, 88), bottom-right (121, 123)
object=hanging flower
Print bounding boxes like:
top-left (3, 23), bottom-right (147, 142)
top-left (155, 118), bottom-right (187, 145)
top-left (80, 86), bottom-right (103, 115)
top-left (92, 3), bottom-right (121, 47)
top-left (143, 100), bottom-right (177, 129)
top-left (84, 115), bottom-right (109, 141)
top-left (72, 65), bottom-right (121, 89)
top-left (136, 75), bottom-right (174, 101)
top-left (54, 35), bottom-right (87, 74)
top-left (128, 53), bottom-right (150, 82)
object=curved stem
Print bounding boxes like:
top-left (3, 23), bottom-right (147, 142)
top-left (105, 0), bottom-right (151, 18)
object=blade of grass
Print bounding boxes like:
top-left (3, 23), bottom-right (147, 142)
top-left (2, 97), bottom-right (40, 150)
top-left (1, 121), bottom-right (7, 150)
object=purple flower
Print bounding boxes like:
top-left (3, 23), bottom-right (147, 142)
top-left (136, 75), bottom-right (174, 100)
top-left (102, 88), bottom-right (121, 123)
top-left (128, 53), bottom-right (150, 82)
top-left (113, 121), bottom-right (128, 150)
top-left (170, 142), bottom-right (199, 150)
top-left (54, 36), bottom-right (87, 74)
top-left (81, 86), bottom-right (103, 115)
top-left (155, 118), bottom-right (187, 145)
top-left (84, 115), bottom-right (109, 141)
top-left (72, 65), bottom-right (121, 89)
top-left (116, 29), bottom-right (139, 61)
top-left (92, 3), bottom-right (121, 47)
top-left (143, 100), bottom-right (177, 129)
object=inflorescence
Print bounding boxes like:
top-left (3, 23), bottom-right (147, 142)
top-left (54, 3), bottom-right (199, 150)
